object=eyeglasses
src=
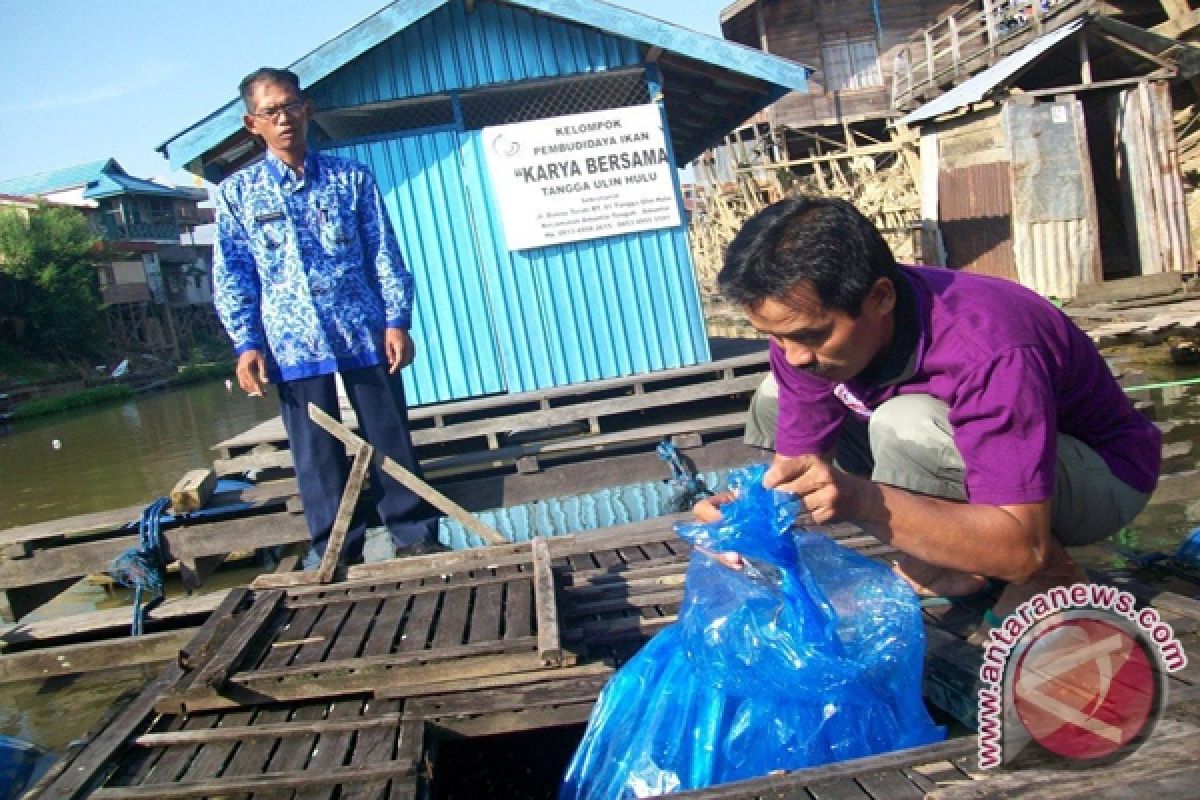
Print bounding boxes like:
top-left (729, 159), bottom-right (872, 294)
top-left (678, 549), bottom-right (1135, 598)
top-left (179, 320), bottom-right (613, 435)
top-left (250, 101), bottom-right (307, 120)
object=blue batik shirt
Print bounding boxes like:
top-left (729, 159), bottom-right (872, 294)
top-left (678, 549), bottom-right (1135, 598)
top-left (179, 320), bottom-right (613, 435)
top-left (213, 150), bottom-right (414, 382)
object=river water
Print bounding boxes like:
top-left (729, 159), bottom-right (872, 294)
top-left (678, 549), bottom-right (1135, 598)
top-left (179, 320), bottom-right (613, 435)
top-left (0, 380), bottom-right (280, 529)
top-left (0, 379), bottom-right (282, 761)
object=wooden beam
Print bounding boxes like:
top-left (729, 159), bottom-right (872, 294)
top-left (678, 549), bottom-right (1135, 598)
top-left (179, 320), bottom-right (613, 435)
top-left (308, 403), bottom-right (508, 546)
top-left (532, 537), bottom-right (563, 667)
top-left (317, 439), bottom-right (373, 583)
top-left (0, 628), bottom-right (194, 684)
top-left (169, 468), bottom-right (217, 514)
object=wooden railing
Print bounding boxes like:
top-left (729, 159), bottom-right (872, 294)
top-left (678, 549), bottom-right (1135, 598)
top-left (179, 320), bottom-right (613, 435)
top-left (890, 0), bottom-right (1093, 111)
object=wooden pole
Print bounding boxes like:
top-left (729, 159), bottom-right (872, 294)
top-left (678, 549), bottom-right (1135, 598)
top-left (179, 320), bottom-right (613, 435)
top-left (307, 403), bottom-right (508, 546)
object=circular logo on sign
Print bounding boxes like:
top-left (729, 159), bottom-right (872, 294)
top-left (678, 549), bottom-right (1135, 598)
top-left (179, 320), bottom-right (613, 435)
top-left (1010, 615), bottom-right (1161, 761)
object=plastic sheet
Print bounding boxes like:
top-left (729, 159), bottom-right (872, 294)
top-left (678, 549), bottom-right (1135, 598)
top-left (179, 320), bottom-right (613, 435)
top-left (561, 464), bottom-right (944, 798)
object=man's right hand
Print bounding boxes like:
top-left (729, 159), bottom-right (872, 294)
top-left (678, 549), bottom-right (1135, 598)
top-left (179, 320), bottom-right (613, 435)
top-left (236, 349), bottom-right (269, 397)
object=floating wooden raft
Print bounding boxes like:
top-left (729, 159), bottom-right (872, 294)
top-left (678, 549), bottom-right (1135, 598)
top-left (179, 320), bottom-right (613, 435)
top-left (26, 514), bottom-right (1200, 799)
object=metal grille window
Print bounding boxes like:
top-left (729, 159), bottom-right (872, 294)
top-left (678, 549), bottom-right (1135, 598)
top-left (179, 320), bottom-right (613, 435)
top-left (459, 69), bottom-right (649, 130)
top-left (312, 95), bottom-right (456, 142)
top-left (820, 35), bottom-right (882, 91)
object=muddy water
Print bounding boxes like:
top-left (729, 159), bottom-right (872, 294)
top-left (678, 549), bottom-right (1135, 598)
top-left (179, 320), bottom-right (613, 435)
top-left (0, 379), bottom-right (280, 529)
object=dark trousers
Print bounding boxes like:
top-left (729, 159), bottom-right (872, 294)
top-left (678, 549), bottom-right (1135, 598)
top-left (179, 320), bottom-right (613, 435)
top-left (277, 365), bottom-right (438, 557)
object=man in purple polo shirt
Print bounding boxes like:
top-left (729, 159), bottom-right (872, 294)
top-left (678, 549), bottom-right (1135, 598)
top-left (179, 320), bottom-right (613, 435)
top-left (696, 195), bottom-right (1160, 633)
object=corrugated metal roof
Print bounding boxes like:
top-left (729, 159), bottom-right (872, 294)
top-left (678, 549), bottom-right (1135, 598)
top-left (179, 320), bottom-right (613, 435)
top-left (0, 158), bottom-right (195, 200)
top-left (159, 0), bottom-right (810, 170)
top-left (0, 158), bottom-right (115, 196)
top-left (899, 17), bottom-right (1085, 127)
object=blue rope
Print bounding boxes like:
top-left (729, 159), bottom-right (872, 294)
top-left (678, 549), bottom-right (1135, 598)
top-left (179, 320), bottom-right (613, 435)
top-left (656, 441), bottom-right (714, 513)
top-left (110, 497), bottom-right (170, 636)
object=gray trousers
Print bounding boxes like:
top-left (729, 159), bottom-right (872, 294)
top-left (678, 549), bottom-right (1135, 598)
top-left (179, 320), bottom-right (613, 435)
top-left (744, 376), bottom-right (1149, 546)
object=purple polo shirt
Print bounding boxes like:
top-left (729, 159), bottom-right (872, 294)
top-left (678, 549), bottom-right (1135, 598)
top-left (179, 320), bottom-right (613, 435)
top-left (773, 266), bottom-right (1161, 504)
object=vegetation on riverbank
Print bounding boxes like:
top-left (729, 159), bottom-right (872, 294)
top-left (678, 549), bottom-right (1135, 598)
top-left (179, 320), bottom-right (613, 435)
top-left (168, 361), bottom-right (235, 387)
top-left (7, 384), bottom-right (135, 420)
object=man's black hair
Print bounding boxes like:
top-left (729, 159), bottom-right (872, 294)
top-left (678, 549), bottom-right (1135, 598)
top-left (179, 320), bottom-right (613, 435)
top-left (718, 195), bottom-right (899, 316)
top-left (239, 67), bottom-right (303, 111)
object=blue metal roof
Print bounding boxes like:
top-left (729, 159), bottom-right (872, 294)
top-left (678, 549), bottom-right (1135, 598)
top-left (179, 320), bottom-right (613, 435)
top-left (0, 158), bottom-right (116, 196)
top-left (0, 158), bottom-right (194, 200)
top-left (158, 0), bottom-right (810, 170)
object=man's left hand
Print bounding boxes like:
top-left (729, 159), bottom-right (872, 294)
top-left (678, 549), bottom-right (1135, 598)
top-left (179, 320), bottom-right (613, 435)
top-left (385, 328), bottom-right (416, 374)
top-left (763, 452), bottom-right (872, 525)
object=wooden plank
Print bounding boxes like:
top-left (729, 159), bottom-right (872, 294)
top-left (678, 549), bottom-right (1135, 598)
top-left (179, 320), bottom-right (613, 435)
top-left (341, 700), bottom-right (409, 800)
top-left (37, 588), bottom-right (251, 799)
top-left (210, 705), bottom-right (294, 797)
top-left (396, 585), bottom-right (440, 653)
top-left (532, 537), bottom-right (563, 666)
top-left (176, 650), bottom-right (549, 713)
top-left (0, 577), bottom-right (83, 623)
top-left (169, 468), bottom-right (217, 514)
top-left (251, 702), bottom-right (330, 800)
top-left (215, 409), bottom-right (752, 478)
top-left (189, 589), bottom-right (285, 690)
top-left (361, 591), bottom-right (410, 657)
top-left (0, 512), bottom-right (310, 593)
top-left (429, 585), bottom-right (471, 650)
top-left (669, 739), bottom-right (979, 799)
top-left (504, 572), bottom-right (534, 641)
top-left (467, 572), bottom-right (504, 644)
top-left (0, 628), bottom-right (194, 684)
top-left (89, 763), bottom-right (415, 798)
top-left (175, 708), bottom-right (254, 785)
top-left (309, 403), bottom-right (508, 546)
top-left (135, 714), bottom-right (404, 747)
top-left (317, 439), bottom-right (372, 583)
top-left (212, 351), bottom-right (769, 454)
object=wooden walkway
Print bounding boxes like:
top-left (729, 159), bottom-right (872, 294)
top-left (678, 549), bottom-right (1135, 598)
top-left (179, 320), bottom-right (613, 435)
top-left (24, 513), bottom-right (1200, 799)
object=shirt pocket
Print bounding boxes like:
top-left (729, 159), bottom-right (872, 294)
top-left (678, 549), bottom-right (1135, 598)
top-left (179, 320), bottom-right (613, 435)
top-left (249, 215), bottom-right (290, 253)
top-left (319, 205), bottom-right (359, 256)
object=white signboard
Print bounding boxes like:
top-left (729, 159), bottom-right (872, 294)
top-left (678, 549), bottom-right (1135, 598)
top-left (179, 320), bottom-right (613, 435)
top-left (482, 103), bottom-right (682, 251)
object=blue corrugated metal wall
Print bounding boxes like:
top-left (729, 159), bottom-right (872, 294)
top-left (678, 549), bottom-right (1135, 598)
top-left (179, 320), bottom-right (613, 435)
top-left (314, 0), bottom-right (710, 402)
top-left (460, 130), bottom-right (709, 390)
top-left (330, 133), bottom-right (507, 406)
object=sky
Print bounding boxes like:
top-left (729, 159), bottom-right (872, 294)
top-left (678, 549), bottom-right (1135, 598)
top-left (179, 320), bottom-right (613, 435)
top-left (0, 0), bottom-right (731, 187)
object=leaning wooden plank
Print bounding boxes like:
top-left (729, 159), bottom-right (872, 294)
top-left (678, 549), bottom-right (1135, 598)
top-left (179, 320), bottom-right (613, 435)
top-left (309, 403), bottom-right (508, 546)
top-left (87, 763), bottom-right (416, 798)
top-left (316, 439), bottom-right (373, 583)
top-left (33, 588), bottom-right (251, 799)
top-left (532, 537), bottom-right (563, 667)
top-left (189, 589), bottom-right (286, 690)
top-left (0, 577), bottom-right (82, 624)
top-left (0, 628), bottom-right (195, 685)
top-left (169, 468), bottom-right (217, 514)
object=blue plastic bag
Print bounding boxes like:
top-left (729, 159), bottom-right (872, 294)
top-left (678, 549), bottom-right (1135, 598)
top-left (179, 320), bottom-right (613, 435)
top-left (560, 465), bottom-right (944, 798)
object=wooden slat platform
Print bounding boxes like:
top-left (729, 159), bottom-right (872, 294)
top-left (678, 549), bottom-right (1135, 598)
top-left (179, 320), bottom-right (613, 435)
top-left (28, 511), bottom-right (1200, 800)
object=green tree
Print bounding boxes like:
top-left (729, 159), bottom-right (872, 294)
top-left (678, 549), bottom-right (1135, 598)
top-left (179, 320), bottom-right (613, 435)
top-left (0, 204), bottom-right (104, 357)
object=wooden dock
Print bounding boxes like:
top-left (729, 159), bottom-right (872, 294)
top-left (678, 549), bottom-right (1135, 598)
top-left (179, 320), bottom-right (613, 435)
top-left (22, 511), bottom-right (1200, 799)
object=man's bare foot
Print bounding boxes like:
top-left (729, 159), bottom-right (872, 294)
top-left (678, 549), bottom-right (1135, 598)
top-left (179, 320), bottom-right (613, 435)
top-left (893, 555), bottom-right (990, 598)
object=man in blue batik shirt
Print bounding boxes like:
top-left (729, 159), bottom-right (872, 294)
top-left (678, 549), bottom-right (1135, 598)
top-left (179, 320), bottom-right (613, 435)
top-left (214, 67), bottom-right (441, 564)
